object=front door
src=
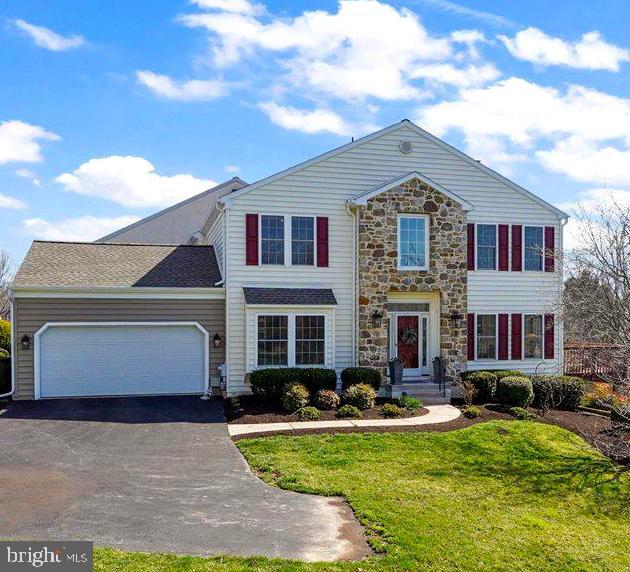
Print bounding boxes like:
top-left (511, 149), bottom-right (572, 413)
top-left (393, 313), bottom-right (429, 378)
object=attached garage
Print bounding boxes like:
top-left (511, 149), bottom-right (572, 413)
top-left (11, 241), bottom-right (226, 400)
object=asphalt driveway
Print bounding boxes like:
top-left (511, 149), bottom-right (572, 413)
top-left (0, 396), bottom-right (369, 561)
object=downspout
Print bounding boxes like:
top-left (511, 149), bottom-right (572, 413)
top-left (346, 201), bottom-right (359, 366)
top-left (0, 294), bottom-right (16, 398)
top-left (222, 202), bottom-right (230, 395)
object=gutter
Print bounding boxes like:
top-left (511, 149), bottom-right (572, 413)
top-left (0, 296), bottom-right (16, 399)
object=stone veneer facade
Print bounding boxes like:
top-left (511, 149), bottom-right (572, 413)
top-left (357, 177), bottom-right (468, 381)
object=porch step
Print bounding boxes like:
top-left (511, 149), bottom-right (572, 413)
top-left (390, 384), bottom-right (452, 405)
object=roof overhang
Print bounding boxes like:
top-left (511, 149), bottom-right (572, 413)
top-left (11, 286), bottom-right (225, 300)
top-left (347, 171), bottom-right (473, 210)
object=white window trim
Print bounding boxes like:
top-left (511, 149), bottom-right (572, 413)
top-left (523, 225), bottom-right (545, 273)
top-left (523, 313), bottom-right (545, 360)
top-left (254, 312), bottom-right (328, 368)
top-left (258, 213), bottom-right (318, 268)
top-left (475, 313), bottom-right (498, 361)
top-left (474, 223), bottom-right (498, 271)
top-left (397, 214), bottom-right (430, 271)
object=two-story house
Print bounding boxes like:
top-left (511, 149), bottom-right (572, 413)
top-left (8, 120), bottom-right (567, 401)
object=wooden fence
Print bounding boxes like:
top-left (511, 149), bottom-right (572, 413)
top-left (563, 343), bottom-right (626, 380)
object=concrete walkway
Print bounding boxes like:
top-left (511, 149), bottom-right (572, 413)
top-left (229, 404), bottom-right (461, 437)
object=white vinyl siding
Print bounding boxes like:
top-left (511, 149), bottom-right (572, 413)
top-left (206, 211), bottom-right (225, 276)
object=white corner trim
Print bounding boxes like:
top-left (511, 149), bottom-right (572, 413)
top-left (11, 287), bottom-right (226, 300)
top-left (349, 171), bottom-right (473, 211)
top-left (33, 321), bottom-right (210, 400)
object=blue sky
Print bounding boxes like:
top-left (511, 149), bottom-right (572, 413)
top-left (1, 0), bottom-right (629, 265)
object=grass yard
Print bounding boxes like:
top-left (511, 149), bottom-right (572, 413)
top-left (94, 421), bottom-right (630, 571)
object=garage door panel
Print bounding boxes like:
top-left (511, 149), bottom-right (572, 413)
top-left (39, 324), bottom-right (206, 398)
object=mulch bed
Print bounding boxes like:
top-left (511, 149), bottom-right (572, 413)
top-left (225, 395), bottom-right (429, 424)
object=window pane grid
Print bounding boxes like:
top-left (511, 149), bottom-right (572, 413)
top-left (257, 315), bottom-right (288, 365)
top-left (524, 226), bottom-right (543, 271)
top-left (399, 216), bottom-right (427, 268)
top-left (291, 217), bottom-right (314, 265)
top-left (295, 315), bottom-right (325, 365)
top-left (261, 215), bottom-right (285, 265)
top-left (477, 314), bottom-right (497, 359)
top-left (524, 315), bottom-right (543, 358)
top-left (477, 224), bottom-right (496, 269)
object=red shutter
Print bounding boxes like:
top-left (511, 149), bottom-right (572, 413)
top-left (511, 313), bottom-right (522, 360)
top-left (245, 214), bottom-right (258, 266)
top-left (498, 314), bottom-right (509, 360)
top-left (498, 224), bottom-right (509, 271)
top-left (544, 226), bottom-right (555, 272)
top-left (467, 223), bottom-right (475, 271)
top-left (511, 225), bottom-right (522, 271)
top-left (467, 313), bottom-right (475, 361)
top-left (544, 314), bottom-right (554, 359)
top-left (316, 217), bottom-right (329, 267)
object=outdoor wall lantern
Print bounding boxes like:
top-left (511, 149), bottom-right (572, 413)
top-left (213, 333), bottom-right (222, 348)
top-left (371, 310), bottom-right (384, 328)
top-left (450, 312), bottom-right (463, 328)
top-left (20, 334), bottom-right (31, 351)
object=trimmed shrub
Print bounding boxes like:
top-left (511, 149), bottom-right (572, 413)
top-left (281, 383), bottom-right (310, 412)
top-left (0, 356), bottom-right (9, 395)
top-left (0, 320), bottom-right (9, 353)
top-left (381, 403), bottom-right (405, 418)
top-left (462, 405), bottom-right (481, 419)
top-left (396, 395), bottom-right (421, 411)
top-left (336, 404), bottom-right (362, 419)
top-left (314, 389), bottom-right (340, 410)
top-left (299, 368), bottom-right (337, 394)
top-left (344, 383), bottom-right (376, 410)
top-left (496, 376), bottom-right (534, 407)
top-left (340, 367), bottom-right (382, 391)
top-left (460, 369), bottom-right (521, 381)
top-left (297, 406), bottom-right (321, 421)
top-left (467, 371), bottom-right (498, 402)
top-left (532, 375), bottom-right (585, 411)
top-left (509, 406), bottom-right (534, 420)
top-left (250, 368), bottom-right (303, 401)
top-left (0, 348), bottom-right (8, 358)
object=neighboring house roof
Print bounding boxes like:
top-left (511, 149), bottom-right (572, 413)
top-left (13, 241), bottom-right (222, 289)
top-left (221, 119), bottom-right (567, 220)
top-left (243, 287), bottom-right (338, 305)
top-left (97, 176), bottom-right (248, 244)
top-left (347, 171), bottom-right (473, 210)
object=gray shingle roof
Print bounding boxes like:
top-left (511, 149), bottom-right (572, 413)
top-left (13, 241), bottom-right (222, 289)
top-left (243, 287), bottom-right (337, 305)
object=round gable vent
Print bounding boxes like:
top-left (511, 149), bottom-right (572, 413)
top-left (399, 141), bottom-right (413, 154)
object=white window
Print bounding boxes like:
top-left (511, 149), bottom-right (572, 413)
top-left (476, 224), bottom-right (497, 270)
top-left (476, 314), bottom-right (497, 360)
top-left (256, 314), bottom-right (326, 367)
top-left (398, 215), bottom-right (429, 270)
top-left (524, 226), bottom-right (543, 271)
top-left (291, 216), bottom-right (315, 266)
top-left (260, 215), bottom-right (285, 265)
top-left (524, 314), bottom-right (543, 358)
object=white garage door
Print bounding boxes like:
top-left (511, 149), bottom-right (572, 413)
top-left (37, 323), bottom-right (207, 398)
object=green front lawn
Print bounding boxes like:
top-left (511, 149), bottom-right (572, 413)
top-left (95, 421), bottom-right (630, 571)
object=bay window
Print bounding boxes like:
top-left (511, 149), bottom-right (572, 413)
top-left (257, 315), bottom-right (288, 365)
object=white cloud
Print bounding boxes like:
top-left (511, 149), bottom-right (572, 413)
top-left (14, 168), bottom-right (41, 187)
top-left (537, 137), bottom-right (630, 187)
top-left (136, 71), bottom-right (228, 101)
top-left (411, 63), bottom-right (500, 88)
top-left (55, 156), bottom-right (216, 208)
top-left (416, 77), bottom-right (630, 146)
top-left (413, 0), bottom-right (514, 28)
top-left (259, 102), bottom-right (376, 136)
top-left (191, 0), bottom-right (264, 15)
top-left (179, 0), bottom-right (461, 100)
top-left (13, 19), bottom-right (84, 51)
top-left (499, 28), bottom-right (630, 71)
top-left (23, 215), bottom-right (141, 242)
top-left (0, 120), bottom-right (60, 165)
top-left (0, 194), bottom-right (27, 210)
top-left (225, 165), bottom-right (240, 173)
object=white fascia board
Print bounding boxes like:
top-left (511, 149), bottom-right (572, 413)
top-left (11, 286), bottom-right (226, 300)
top-left (348, 171), bottom-right (473, 210)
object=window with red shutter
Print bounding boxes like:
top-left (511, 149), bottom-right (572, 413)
top-left (498, 225), bottom-right (509, 271)
top-left (467, 313), bottom-right (475, 361)
top-left (498, 314), bottom-right (509, 359)
top-left (467, 223), bottom-right (475, 270)
top-left (511, 313), bottom-right (522, 360)
top-left (544, 314), bottom-right (554, 359)
top-left (511, 225), bottom-right (522, 271)
top-left (245, 213), bottom-right (258, 266)
top-left (544, 226), bottom-right (555, 272)
top-left (316, 217), bottom-right (329, 267)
